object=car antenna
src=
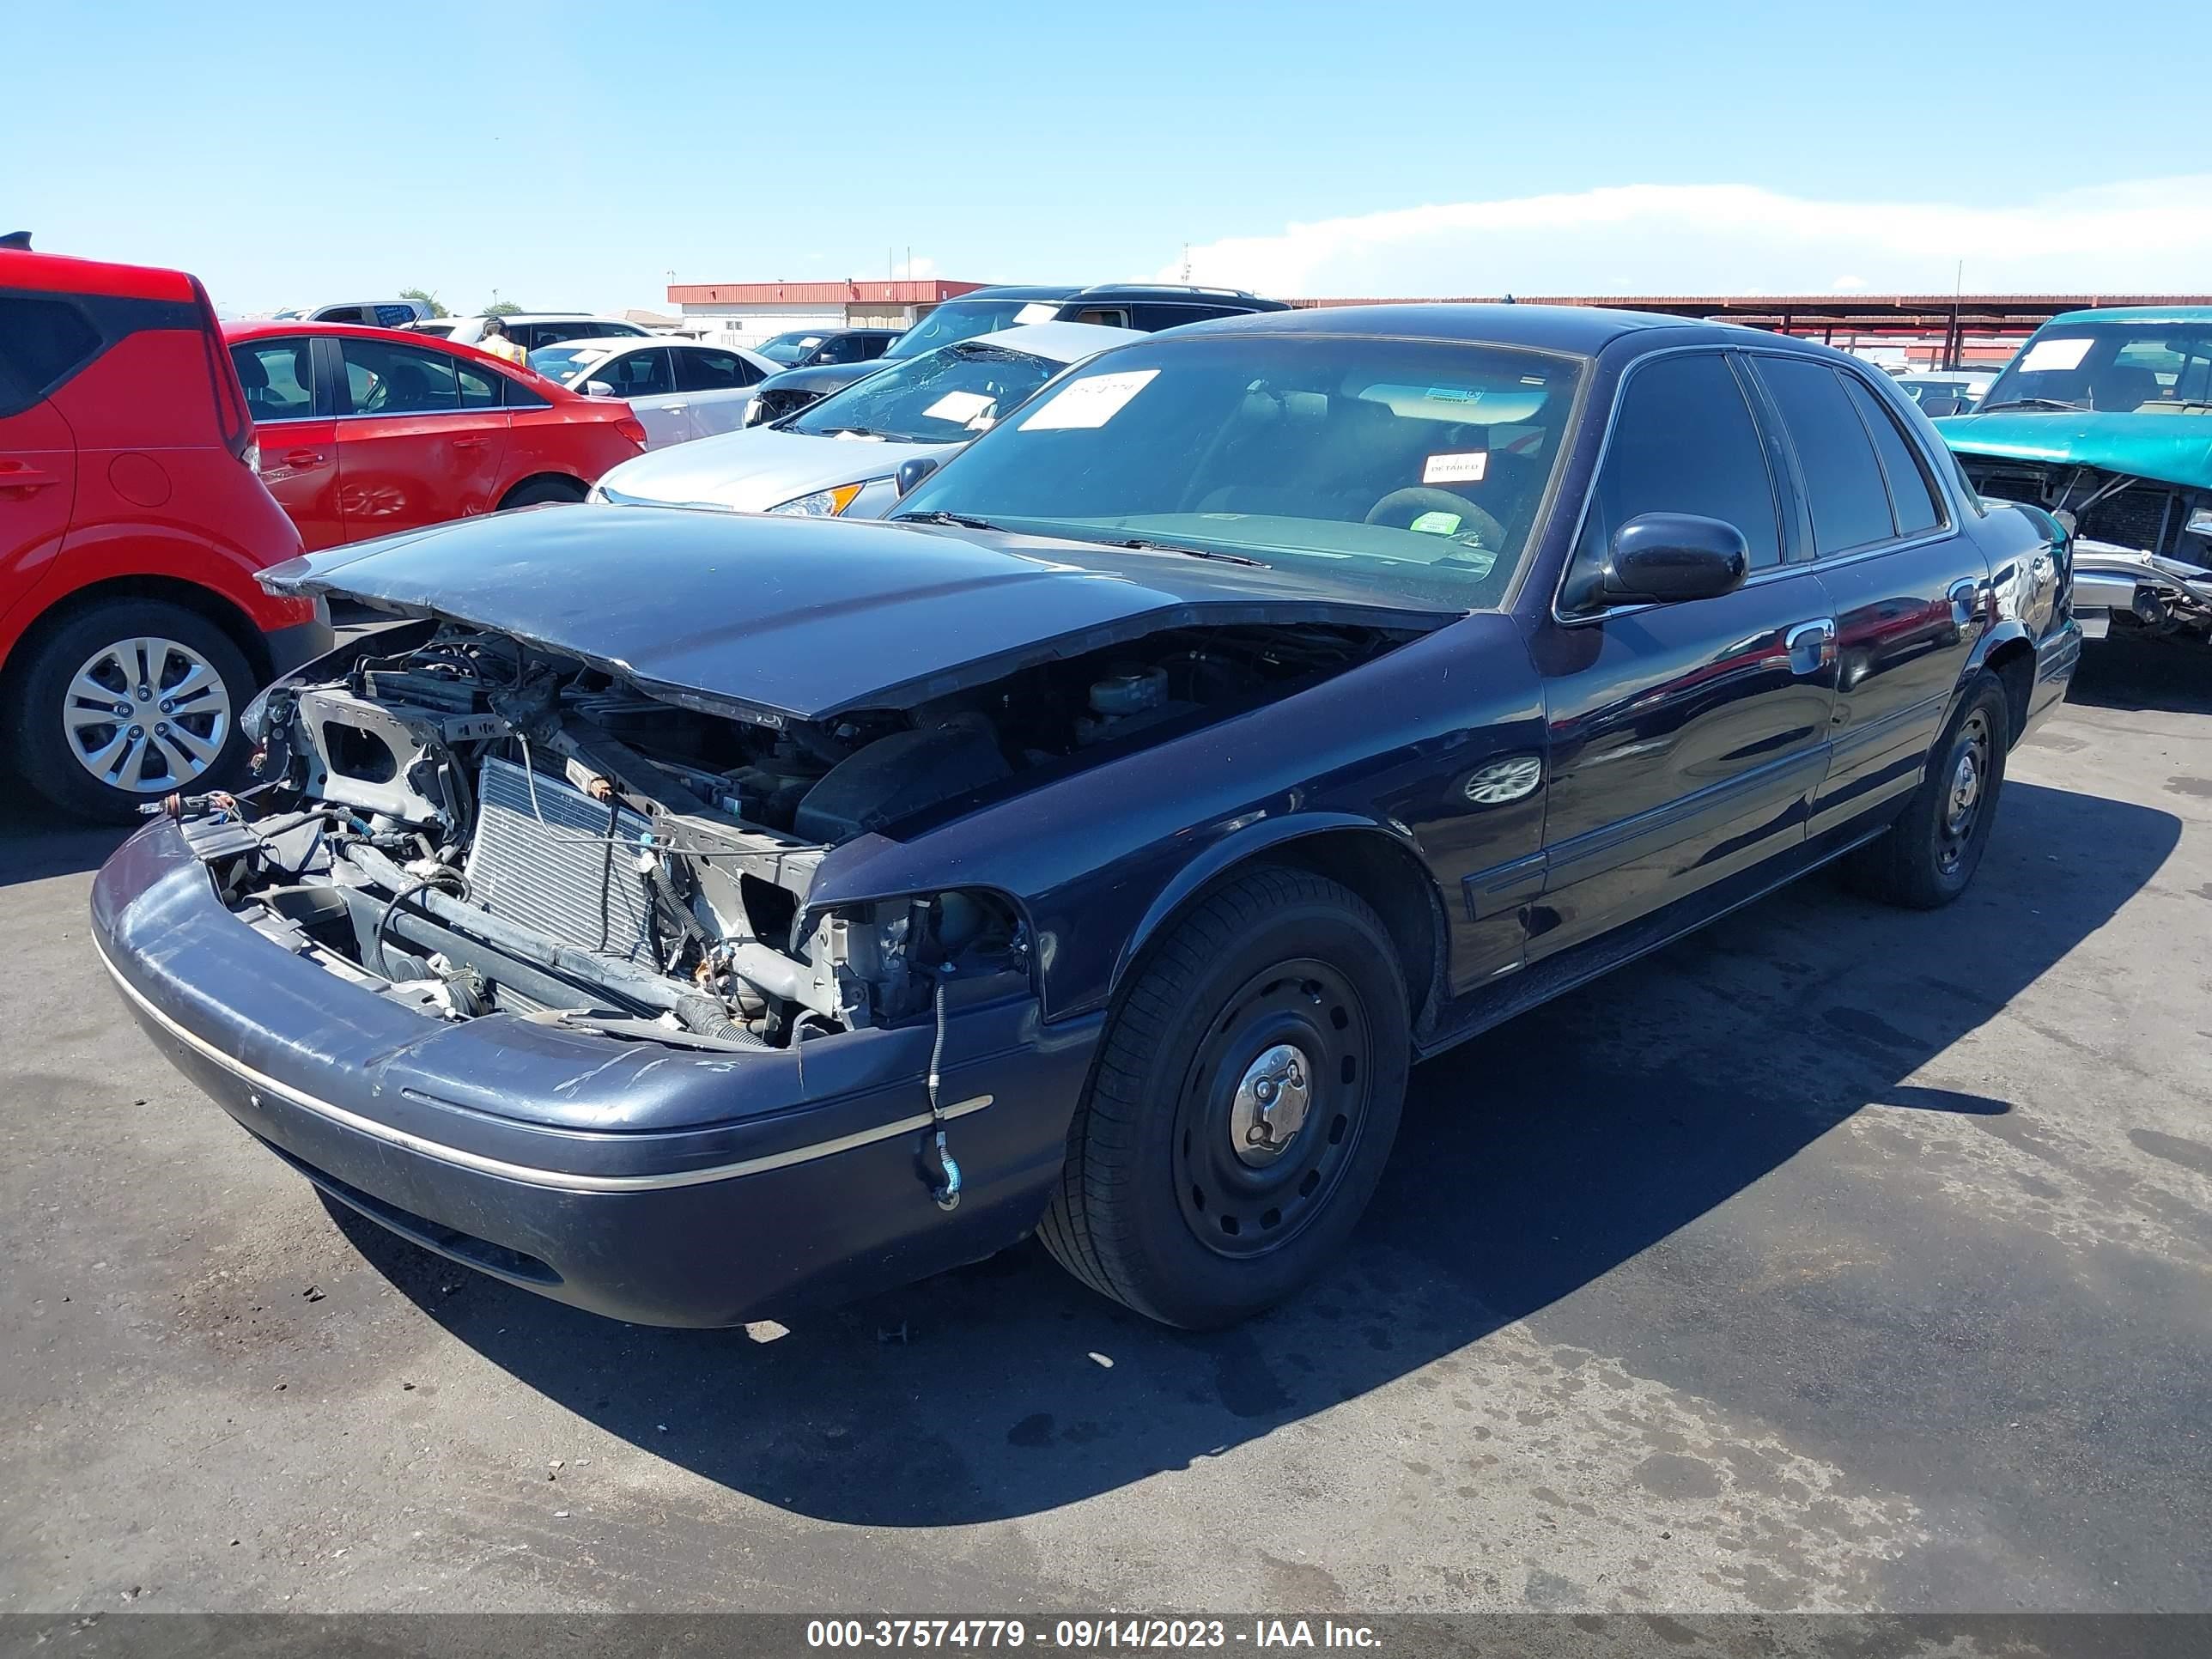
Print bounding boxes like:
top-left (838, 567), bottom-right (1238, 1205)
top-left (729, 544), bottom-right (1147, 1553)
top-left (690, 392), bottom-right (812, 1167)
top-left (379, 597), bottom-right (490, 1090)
top-left (0, 231), bottom-right (31, 252)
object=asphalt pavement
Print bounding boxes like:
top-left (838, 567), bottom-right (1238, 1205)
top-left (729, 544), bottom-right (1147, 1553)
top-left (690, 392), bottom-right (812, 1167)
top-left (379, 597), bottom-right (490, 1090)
top-left (3, 639), bottom-right (2207, 1615)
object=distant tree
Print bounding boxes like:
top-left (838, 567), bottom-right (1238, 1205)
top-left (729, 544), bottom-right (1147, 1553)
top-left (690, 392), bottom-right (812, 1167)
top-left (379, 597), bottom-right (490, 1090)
top-left (483, 298), bottom-right (524, 318)
top-left (399, 287), bottom-right (448, 318)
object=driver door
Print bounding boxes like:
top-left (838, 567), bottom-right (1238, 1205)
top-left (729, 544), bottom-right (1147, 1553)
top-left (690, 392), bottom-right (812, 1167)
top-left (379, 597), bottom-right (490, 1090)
top-left (1525, 349), bottom-right (1838, 959)
top-left (331, 337), bottom-right (510, 538)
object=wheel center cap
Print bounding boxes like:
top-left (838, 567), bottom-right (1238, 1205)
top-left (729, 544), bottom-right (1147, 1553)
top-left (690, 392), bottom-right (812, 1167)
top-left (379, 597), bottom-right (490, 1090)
top-left (1231, 1043), bottom-right (1313, 1167)
top-left (1951, 750), bottom-right (1979, 820)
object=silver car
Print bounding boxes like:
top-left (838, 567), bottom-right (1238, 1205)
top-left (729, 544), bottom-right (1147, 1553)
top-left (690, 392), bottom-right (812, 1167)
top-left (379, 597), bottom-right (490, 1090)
top-left (587, 321), bottom-right (1142, 519)
top-left (529, 337), bottom-right (781, 450)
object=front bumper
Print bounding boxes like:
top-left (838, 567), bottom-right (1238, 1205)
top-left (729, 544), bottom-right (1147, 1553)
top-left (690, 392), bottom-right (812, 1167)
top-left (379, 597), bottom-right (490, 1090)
top-left (92, 821), bottom-right (1097, 1326)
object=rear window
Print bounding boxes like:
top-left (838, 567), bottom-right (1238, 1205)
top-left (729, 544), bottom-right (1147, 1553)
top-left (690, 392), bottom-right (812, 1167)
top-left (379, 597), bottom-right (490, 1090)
top-left (0, 295), bottom-right (103, 415)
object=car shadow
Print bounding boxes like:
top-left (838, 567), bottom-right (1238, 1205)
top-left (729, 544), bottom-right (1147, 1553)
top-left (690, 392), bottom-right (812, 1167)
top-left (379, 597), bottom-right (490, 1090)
top-left (328, 775), bottom-right (2181, 1527)
top-left (2067, 633), bottom-right (2212, 717)
top-left (0, 793), bottom-right (131, 889)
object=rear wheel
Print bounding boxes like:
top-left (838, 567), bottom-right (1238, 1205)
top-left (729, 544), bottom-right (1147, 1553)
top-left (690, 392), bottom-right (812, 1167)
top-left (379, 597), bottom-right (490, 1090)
top-left (1842, 672), bottom-right (2009, 909)
top-left (499, 475), bottom-right (587, 509)
top-left (10, 599), bottom-right (255, 821)
top-left (1039, 866), bottom-right (1409, 1328)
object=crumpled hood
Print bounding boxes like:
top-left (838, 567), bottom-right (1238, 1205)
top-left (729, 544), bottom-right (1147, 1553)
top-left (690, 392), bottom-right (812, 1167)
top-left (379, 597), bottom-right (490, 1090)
top-left (592, 425), bottom-right (948, 513)
top-left (1936, 410), bottom-right (2212, 491)
top-left (258, 505), bottom-right (1449, 725)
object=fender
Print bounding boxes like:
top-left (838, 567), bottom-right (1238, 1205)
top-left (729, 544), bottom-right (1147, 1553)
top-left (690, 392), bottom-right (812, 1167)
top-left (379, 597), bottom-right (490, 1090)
top-left (1109, 811), bottom-right (1443, 1005)
top-left (1961, 616), bottom-right (2034, 684)
top-left (0, 517), bottom-right (312, 671)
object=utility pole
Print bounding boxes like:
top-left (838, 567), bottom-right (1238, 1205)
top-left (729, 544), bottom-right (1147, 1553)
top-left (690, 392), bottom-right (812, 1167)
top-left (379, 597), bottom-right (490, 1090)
top-left (1181, 242), bottom-right (1191, 283)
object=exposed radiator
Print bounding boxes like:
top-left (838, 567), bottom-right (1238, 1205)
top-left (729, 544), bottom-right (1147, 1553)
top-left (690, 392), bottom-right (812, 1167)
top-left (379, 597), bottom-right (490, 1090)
top-left (466, 756), bottom-right (656, 963)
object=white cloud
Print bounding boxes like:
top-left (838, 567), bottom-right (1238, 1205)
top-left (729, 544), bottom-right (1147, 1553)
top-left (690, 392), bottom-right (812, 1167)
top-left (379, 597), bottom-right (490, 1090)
top-left (907, 253), bottom-right (939, 281)
top-left (1169, 178), bottom-right (2212, 297)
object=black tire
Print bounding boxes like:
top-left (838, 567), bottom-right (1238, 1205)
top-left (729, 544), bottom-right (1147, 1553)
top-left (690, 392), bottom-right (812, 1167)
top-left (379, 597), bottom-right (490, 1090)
top-left (1039, 865), bottom-right (1410, 1328)
top-left (10, 599), bottom-right (255, 822)
top-left (500, 475), bottom-right (587, 509)
top-left (1841, 672), bottom-right (2009, 909)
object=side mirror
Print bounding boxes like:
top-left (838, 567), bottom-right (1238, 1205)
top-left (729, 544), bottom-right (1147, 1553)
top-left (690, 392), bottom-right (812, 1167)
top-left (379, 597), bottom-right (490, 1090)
top-left (584, 380), bottom-right (617, 399)
top-left (895, 454), bottom-right (943, 497)
top-left (1919, 394), bottom-right (1965, 418)
top-left (1600, 513), bottom-right (1749, 605)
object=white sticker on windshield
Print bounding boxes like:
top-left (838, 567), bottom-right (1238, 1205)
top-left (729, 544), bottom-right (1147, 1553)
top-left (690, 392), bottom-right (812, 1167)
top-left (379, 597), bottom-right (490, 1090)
top-left (1015, 302), bottom-right (1059, 325)
top-left (1423, 451), bottom-right (1489, 484)
top-left (1018, 369), bottom-right (1160, 431)
top-left (923, 390), bottom-right (996, 424)
top-left (2019, 337), bottom-right (2093, 373)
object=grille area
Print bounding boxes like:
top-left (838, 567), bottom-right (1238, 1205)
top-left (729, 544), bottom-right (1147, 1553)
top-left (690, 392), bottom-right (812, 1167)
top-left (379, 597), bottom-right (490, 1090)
top-left (1965, 459), bottom-right (2187, 559)
top-left (465, 756), bottom-right (654, 962)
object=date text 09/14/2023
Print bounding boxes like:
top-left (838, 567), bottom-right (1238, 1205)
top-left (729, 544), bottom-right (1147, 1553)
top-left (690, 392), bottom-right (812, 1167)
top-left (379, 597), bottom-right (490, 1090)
top-left (804, 1620), bottom-right (1384, 1650)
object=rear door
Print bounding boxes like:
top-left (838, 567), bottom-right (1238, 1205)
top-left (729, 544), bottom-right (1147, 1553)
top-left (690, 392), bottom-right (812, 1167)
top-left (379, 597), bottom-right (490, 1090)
top-left (672, 345), bottom-right (766, 438)
top-left (590, 345), bottom-right (685, 447)
top-left (1527, 348), bottom-right (1838, 957)
top-left (1744, 353), bottom-right (1990, 837)
top-left (331, 336), bottom-right (509, 538)
top-left (0, 296), bottom-right (88, 608)
top-left (230, 333), bottom-right (343, 550)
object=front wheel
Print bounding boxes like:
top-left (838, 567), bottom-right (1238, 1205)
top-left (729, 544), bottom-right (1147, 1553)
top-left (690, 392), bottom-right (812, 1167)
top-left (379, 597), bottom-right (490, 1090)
top-left (1842, 671), bottom-right (2009, 909)
top-left (1039, 866), bottom-right (1410, 1328)
top-left (9, 599), bottom-right (255, 821)
top-left (500, 475), bottom-right (587, 509)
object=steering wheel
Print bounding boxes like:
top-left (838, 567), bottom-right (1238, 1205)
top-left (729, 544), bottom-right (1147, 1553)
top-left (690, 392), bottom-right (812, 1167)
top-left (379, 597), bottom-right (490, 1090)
top-left (1364, 486), bottom-right (1505, 548)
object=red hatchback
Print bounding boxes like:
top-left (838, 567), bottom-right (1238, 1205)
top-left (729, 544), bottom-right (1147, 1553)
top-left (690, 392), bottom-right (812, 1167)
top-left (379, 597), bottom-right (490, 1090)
top-left (224, 321), bottom-right (647, 550)
top-left (2, 248), bottom-right (327, 819)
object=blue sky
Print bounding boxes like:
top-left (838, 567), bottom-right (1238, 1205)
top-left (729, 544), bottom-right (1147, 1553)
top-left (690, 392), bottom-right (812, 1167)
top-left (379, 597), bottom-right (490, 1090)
top-left (10, 0), bottom-right (2209, 314)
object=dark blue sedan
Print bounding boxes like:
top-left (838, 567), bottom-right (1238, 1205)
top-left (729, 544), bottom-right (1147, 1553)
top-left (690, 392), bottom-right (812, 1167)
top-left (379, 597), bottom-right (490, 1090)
top-left (93, 305), bottom-right (2081, 1329)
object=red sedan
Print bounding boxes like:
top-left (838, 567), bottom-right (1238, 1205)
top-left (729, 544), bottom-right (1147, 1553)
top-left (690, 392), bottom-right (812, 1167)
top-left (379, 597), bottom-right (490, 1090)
top-left (223, 321), bottom-right (647, 550)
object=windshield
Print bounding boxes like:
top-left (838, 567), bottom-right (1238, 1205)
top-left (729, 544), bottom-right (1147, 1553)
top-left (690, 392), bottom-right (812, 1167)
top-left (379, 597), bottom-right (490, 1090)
top-left (526, 343), bottom-right (607, 385)
top-left (758, 331), bottom-right (825, 366)
top-left (1982, 321), bottom-right (2212, 413)
top-left (893, 334), bottom-right (1583, 609)
top-left (883, 299), bottom-right (1060, 360)
top-left (784, 341), bottom-right (1066, 445)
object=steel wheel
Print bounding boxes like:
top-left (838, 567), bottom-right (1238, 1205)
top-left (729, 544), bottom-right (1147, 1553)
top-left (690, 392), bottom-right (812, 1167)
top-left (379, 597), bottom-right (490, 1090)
top-left (1935, 708), bottom-right (1991, 877)
top-left (63, 635), bottom-right (234, 794)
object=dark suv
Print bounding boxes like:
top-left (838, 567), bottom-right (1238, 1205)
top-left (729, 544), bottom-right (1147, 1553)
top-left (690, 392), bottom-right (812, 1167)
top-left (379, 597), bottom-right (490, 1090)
top-left (744, 284), bottom-right (1288, 426)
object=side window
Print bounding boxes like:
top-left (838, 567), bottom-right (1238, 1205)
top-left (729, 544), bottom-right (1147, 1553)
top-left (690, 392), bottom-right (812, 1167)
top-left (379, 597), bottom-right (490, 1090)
top-left (813, 334), bottom-right (867, 365)
top-left (455, 357), bottom-right (504, 410)
top-left (599, 348), bottom-right (675, 398)
top-left (0, 295), bottom-right (103, 414)
top-left (1753, 357), bottom-right (1895, 553)
top-left (1577, 352), bottom-right (1783, 580)
top-left (1840, 374), bottom-right (1942, 537)
top-left (319, 307), bottom-right (370, 325)
top-left (1073, 307), bottom-right (1132, 328)
top-left (676, 349), bottom-right (750, 391)
top-left (337, 338), bottom-right (461, 415)
top-left (1132, 303), bottom-right (1239, 330)
top-left (230, 337), bottom-right (318, 421)
top-left (503, 375), bottom-right (550, 410)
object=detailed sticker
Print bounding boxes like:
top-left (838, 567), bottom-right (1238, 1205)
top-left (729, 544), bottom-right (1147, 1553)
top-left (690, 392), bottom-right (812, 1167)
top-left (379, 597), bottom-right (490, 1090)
top-left (1409, 510), bottom-right (1462, 536)
top-left (1018, 369), bottom-right (1160, 431)
top-left (1015, 302), bottom-right (1059, 325)
top-left (2019, 337), bottom-right (2092, 374)
top-left (923, 389), bottom-right (996, 424)
top-left (1422, 451), bottom-right (1489, 484)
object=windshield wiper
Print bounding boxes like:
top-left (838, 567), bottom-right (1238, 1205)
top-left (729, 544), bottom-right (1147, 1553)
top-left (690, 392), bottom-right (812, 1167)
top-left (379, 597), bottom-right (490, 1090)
top-left (896, 509), bottom-right (1006, 532)
top-left (1978, 397), bottom-right (2087, 413)
top-left (1098, 538), bottom-right (1269, 568)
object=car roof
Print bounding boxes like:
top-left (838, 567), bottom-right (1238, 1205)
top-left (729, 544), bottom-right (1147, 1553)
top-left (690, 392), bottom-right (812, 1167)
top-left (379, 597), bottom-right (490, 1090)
top-left (1171, 301), bottom-right (1727, 355)
top-left (0, 247), bottom-right (195, 303)
top-left (1067, 283), bottom-right (1282, 307)
top-left (939, 285), bottom-right (1082, 303)
top-left (2043, 306), bottom-right (2212, 327)
top-left (958, 319), bottom-right (1146, 364)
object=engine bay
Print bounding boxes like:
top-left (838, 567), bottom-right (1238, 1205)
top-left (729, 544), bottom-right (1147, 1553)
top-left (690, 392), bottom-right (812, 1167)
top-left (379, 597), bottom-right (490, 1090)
top-left (191, 614), bottom-right (1414, 1050)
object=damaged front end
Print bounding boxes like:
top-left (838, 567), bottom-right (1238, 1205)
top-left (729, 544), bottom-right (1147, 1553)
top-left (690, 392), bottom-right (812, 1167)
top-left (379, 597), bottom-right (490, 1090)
top-left (206, 609), bottom-right (1411, 1059)
top-left (1964, 458), bottom-right (2212, 643)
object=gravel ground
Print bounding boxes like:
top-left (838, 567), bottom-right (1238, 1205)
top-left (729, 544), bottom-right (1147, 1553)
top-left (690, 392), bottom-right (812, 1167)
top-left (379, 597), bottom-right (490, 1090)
top-left (2, 638), bottom-right (2207, 1616)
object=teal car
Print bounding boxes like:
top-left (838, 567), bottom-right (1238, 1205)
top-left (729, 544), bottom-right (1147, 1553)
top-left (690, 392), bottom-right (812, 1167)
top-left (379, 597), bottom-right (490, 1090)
top-left (1936, 307), bottom-right (2212, 644)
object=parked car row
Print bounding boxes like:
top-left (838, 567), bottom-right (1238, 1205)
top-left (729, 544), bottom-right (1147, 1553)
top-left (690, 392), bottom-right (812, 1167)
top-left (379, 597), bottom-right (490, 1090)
top-left (88, 299), bottom-right (2081, 1339)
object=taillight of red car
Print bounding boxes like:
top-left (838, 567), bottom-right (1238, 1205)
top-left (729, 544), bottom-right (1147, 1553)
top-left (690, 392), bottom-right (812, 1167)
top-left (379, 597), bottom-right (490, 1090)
top-left (190, 275), bottom-right (258, 472)
top-left (614, 413), bottom-right (649, 448)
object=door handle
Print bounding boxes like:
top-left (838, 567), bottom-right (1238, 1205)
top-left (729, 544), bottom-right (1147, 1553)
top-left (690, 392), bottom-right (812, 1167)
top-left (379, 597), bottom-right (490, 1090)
top-left (1948, 577), bottom-right (1983, 629)
top-left (1784, 617), bottom-right (1837, 675)
top-left (282, 448), bottom-right (326, 468)
top-left (452, 435), bottom-right (488, 449)
top-left (0, 465), bottom-right (59, 493)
